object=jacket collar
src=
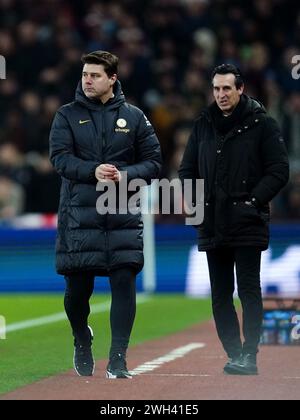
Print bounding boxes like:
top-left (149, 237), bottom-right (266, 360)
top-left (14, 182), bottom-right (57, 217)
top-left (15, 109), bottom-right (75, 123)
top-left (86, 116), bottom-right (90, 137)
top-left (201, 94), bottom-right (266, 124)
top-left (75, 79), bottom-right (126, 111)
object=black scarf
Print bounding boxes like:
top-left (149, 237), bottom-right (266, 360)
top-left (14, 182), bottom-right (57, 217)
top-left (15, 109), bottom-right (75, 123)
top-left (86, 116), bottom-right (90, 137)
top-left (211, 94), bottom-right (247, 136)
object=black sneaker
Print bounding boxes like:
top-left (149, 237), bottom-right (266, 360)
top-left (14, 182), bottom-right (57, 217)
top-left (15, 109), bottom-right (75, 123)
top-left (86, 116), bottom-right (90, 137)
top-left (224, 353), bottom-right (258, 376)
top-left (73, 326), bottom-right (95, 376)
top-left (106, 353), bottom-right (132, 379)
top-left (223, 354), bottom-right (243, 374)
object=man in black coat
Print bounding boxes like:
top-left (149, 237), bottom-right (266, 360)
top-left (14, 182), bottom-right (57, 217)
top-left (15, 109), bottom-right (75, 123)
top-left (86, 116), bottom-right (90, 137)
top-left (179, 64), bottom-right (289, 375)
top-left (49, 51), bottom-right (162, 378)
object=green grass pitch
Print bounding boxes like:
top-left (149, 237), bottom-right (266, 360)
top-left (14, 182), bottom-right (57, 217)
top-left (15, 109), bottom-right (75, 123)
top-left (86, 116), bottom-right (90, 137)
top-left (0, 293), bottom-right (212, 395)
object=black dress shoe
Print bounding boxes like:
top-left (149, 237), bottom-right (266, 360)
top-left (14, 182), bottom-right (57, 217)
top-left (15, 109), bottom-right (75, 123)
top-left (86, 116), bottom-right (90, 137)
top-left (224, 353), bottom-right (258, 376)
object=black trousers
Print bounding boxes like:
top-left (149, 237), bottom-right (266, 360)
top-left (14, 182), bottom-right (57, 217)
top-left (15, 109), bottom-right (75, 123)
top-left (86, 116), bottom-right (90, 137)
top-left (206, 247), bottom-right (263, 357)
top-left (64, 267), bottom-right (136, 357)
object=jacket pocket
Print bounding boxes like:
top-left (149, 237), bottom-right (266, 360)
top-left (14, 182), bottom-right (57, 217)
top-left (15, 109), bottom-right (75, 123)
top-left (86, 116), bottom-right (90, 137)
top-left (230, 200), bottom-right (265, 231)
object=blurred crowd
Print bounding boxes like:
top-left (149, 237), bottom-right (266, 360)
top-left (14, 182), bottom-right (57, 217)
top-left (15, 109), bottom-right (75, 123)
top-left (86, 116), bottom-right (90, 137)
top-left (0, 0), bottom-right (299, 222)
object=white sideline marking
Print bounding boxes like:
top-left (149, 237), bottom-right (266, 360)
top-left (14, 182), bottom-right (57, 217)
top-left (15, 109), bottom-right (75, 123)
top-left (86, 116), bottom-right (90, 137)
top-left (5, 294), bottom-right (150, 334)
top-left (142, 373), bottom-right (211, 377)
top-left (130, 343), bottom-right (206, 376)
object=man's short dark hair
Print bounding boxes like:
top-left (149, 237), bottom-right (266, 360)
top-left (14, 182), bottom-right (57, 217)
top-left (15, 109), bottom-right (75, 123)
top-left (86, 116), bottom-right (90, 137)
top-left (211, 64), bottom-right (244, 89)
top-left (81, 51), bottom-right (119, 77)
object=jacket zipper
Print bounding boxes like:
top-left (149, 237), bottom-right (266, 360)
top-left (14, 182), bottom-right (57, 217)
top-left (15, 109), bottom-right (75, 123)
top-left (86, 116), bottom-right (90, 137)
top-left (101, 107), bottom-right (106, 149)
top-left (99, 105), bottom-right (108, 269)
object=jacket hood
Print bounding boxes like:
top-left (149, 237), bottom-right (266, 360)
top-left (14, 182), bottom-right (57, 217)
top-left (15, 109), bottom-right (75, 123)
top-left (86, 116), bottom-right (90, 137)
top-left (75, 79), bottom-right (126, 111)
top-left (242, 95), bottom-right (266, 117)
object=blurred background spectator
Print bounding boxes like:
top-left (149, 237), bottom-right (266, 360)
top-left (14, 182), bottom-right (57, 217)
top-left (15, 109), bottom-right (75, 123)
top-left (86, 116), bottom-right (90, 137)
top-left (0, 0), bottom-right (299, 222)
top-left (0, 175), bottom-right (24, 220)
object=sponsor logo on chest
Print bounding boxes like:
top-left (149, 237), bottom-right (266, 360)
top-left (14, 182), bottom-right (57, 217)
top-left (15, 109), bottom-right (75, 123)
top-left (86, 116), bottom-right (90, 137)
top-left (115, 118), bottom-right (130, 133)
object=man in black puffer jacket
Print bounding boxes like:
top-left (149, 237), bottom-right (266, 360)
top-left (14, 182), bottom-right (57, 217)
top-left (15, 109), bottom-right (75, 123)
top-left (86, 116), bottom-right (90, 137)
top-left (179, 64), bottom-right (289, 375)
top-left (49, 51), bottom-right (162, 379)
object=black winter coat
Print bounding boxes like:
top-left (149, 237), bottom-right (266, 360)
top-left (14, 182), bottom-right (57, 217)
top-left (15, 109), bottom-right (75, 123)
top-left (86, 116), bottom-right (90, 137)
top-left (49, 81), bottom-right (162, 275)
top-left (178, 95), bottom-right (289, 251)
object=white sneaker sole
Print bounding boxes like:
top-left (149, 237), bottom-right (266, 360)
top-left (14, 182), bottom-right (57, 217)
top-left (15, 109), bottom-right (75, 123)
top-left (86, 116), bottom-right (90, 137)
top-left (106, 370), bottom-right (132, 379)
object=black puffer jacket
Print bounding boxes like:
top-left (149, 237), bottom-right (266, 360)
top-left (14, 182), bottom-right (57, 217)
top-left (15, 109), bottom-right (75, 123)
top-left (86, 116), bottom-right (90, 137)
top-left (179, 95), bottom-right (289, 251)
top-left (49, 80), bottom-right (162, 275)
